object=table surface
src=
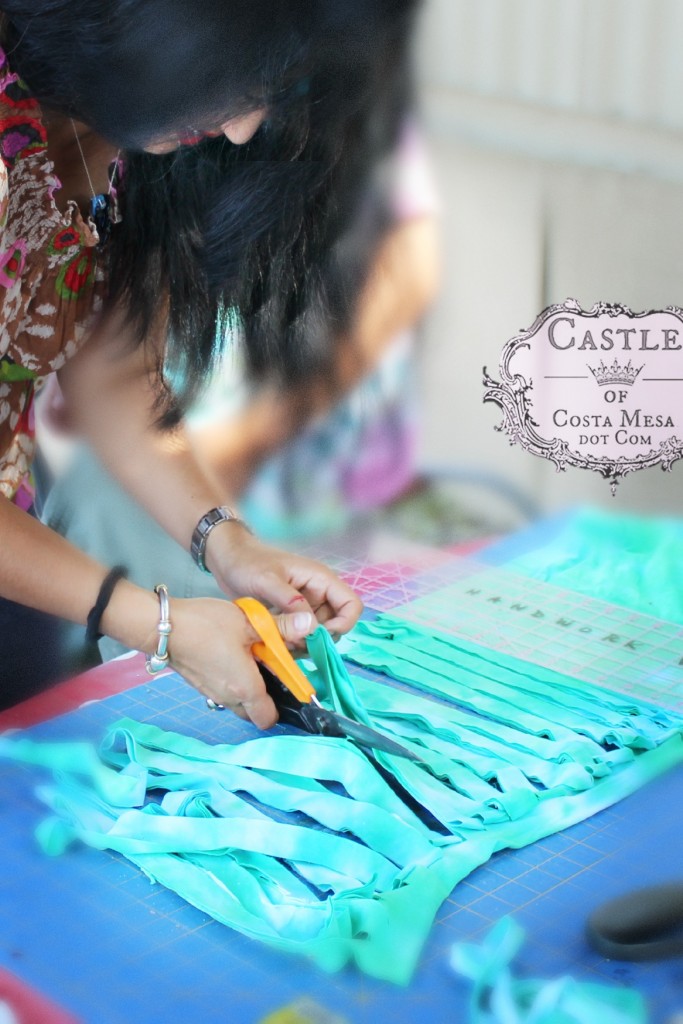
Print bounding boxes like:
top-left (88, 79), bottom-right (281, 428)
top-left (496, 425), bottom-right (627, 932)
top-left (0, 527), bottom-right (682, 1024)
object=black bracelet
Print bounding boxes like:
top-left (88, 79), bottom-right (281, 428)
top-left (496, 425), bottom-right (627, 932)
top-left (86, 566), bottom-right (128, 645)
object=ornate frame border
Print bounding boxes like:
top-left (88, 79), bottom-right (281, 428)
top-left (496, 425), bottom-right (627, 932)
top-left (482, 298), bottom-right (683, 494)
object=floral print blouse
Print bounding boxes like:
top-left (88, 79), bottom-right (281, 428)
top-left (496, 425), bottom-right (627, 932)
top-left (0, 46), bottom-right (103, 500)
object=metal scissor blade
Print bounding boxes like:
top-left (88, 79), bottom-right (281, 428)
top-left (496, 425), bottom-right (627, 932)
top-left (327, 711), bottom-right (422, 761)
top-left (234, 597), bottom-right (420, 763)
top-left (259, 665), bottom-right (420, 761)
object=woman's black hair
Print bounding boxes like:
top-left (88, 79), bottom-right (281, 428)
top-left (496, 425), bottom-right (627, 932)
top-left (2, 0), bottom-right (421, 423)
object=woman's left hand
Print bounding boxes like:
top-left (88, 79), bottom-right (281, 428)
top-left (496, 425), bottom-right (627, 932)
top-left (57, 321), bottom-right (362, 638)
top-left (204, 524), bottom-right (363, 637)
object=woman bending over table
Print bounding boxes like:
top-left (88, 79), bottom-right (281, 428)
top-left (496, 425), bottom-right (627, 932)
top-left (0, 0), bottom-right (421, 710)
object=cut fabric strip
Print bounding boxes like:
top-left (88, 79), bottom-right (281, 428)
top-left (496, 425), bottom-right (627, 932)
top-left (450, 917), bottom-right (648, 1024)
top-left (342, 615), bottom-right (679, 751)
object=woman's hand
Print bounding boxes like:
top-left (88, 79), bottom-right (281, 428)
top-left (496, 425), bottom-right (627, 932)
top-left (158, 595), bottom-right (318, 729)
top-left (203, 525), bottom-right (363, 638)
top-left (112, 527), bottom-right (361, 729)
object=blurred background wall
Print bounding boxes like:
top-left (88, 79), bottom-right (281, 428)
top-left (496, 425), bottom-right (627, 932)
top-left (414, 0), bottom-right (683, 528)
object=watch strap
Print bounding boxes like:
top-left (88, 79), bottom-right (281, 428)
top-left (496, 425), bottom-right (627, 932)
top-left (191, 505), bottom-right (250, 574)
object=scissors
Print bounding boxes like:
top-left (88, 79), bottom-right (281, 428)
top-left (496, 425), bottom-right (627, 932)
top-left (586, 881), bottom-right (683, 961)
top-left (214, 597), bottom-right (419, 761)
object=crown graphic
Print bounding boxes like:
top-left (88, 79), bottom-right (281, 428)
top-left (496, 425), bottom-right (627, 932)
top-left (588, 359), bottom-right (643, 387)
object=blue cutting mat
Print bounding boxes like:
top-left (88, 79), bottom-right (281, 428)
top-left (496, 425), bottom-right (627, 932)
top-left (0, 669), bottom-right (681, 1024)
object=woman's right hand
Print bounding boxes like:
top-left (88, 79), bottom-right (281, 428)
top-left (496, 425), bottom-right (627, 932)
top-left (142, 596), bottom-right (317, 729)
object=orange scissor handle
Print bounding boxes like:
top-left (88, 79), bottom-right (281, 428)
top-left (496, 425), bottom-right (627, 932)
top-left (234, 596), bottom-right (316, 705)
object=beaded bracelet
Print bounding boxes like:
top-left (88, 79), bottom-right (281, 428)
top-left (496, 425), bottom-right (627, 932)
top-left (145, 584), bottom-right (172, 674)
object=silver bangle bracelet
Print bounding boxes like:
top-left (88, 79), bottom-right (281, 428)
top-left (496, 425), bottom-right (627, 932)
top-left (191, 505), bottom-right (252, 575)
top-left (145, 584), bottom-right (172, 674)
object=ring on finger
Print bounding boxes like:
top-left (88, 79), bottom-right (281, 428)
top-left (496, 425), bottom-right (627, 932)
top-left (206, 698), bottom-right (226, 711)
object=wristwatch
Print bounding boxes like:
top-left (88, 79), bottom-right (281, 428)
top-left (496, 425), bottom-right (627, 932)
top-left (191, 505), bottom-right (251, 574)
